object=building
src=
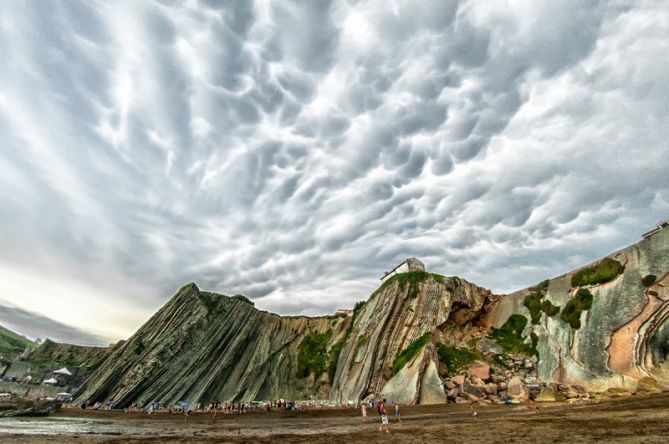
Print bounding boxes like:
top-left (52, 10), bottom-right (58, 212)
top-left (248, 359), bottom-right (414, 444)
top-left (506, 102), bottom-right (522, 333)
top-left (642, 220), bottom-right (669, 239)
top-left (380, 258), bottom-right (425, 284)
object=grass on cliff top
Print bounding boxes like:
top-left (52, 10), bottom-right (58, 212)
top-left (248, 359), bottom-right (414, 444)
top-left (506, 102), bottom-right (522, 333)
top-left (0, 325), bottom-right (33, 363)
top-left (375, 271), bottom-right (448, 300)
top-left (392, 332), bottom-right (431, 375)
top-left (489, 314), bottom-right (536, 356)
top-left (232, 294), bottom-right (254, 306)
top-left (437, 344), bottom-right (483, 376)
top-left (571, 257), bottom-right (624, 287)
top-left (297, 330), bottom-right (332, 378)
top-left (560, 288), bottom-right (593, 329)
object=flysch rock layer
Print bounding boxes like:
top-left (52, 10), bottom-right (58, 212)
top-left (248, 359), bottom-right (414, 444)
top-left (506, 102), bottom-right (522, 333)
top-left (487, 226), bottom-right (669, 391)
top-left (74, 226), bottom-right (669, 407)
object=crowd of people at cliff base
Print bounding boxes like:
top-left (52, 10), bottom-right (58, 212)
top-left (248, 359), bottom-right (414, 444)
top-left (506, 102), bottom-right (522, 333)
top-left (76, 398), bottom-right (331, 417)
top-left (73, 395), bottom-right (541, 431)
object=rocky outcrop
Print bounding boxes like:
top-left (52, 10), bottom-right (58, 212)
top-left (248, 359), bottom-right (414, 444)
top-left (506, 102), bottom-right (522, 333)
top-left (75, 275), bottom-right (496, 408)
top-left (24, 339), bottom-right (111, 369)
top-left (487, 225), bottom-right (669, 392)
top-left (73, 225), bottom-right (669, 407)
top-left (75, 284), bottom-right (351, 407)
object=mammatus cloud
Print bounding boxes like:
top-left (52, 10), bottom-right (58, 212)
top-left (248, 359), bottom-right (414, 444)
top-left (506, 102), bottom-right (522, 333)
top-left (0, 1), bottom-right (668, 340)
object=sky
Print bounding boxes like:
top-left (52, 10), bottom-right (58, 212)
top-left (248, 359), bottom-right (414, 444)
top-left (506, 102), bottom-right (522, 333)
top-left (0, 0), bottom-right (668, 345)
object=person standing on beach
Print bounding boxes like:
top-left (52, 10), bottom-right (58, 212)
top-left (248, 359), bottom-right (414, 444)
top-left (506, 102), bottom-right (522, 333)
top-left (378, 399), bottom-right (389, 433)
top-left (394, 401), bottom-right (401, 423)
top-left (361, 401), bottom-right (367, 422)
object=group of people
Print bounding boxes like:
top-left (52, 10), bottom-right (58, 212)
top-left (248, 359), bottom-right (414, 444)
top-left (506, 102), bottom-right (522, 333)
top-left (361, 399), bottom-right (400, 433)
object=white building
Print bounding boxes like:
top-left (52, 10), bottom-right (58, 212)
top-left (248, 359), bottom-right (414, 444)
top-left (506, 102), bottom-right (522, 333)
top-left (642, 220), bottom-right (669, 239)
top-left (380, 258), bottom-right (425, 284)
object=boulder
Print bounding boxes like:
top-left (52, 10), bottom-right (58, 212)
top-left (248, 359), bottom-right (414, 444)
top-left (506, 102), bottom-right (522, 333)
top-left (471, 376), bottom-right (485, 386)
top-left (507, 377), bottom-right (529, 401)
top-left (462, 383), bottom-right (485, 399)
top-left (444, 380), bottom-right (456, 390)
top-left (454, 396), bottom-right (470, 404)
top-left (484, 383), bottom-right (498, 395)
top-left (451, 374), bottom-right (466, 385)
top-left (562, 386), bottom-right (579, 399)
top-left (419, 360), bottom-right (449, 404)
top-left (498, 381), bottom-right (508, 391)
top-left (467, 360), bottom-right (491, 381)
top-left (446, 388), bottom-right (459, 400)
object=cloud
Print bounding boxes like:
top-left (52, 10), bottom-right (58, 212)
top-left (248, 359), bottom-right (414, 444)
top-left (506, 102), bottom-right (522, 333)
top-left (0, 0), bottom-right (667, 340)
top-left (0, 304), bottom-right (109, 346)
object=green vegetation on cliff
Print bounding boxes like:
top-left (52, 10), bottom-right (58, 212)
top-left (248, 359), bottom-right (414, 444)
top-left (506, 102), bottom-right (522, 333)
top-left (0, 325), bottom-right (32, 363)
top-left (232, 294), bottom-right (254, 306)
top-left (523, 280), bottom-right (560, 324)
top-left (296, 331), bottom-right (332, 378)
top-left (392, 332), bottom-right (431, 375)
top-left (541, 300), bottom-right (560, 317)
top-left (375, 271), bottom-right (446, 300)
top-left (490, 315), bottom-right (536, 356)
top-left (437, 344), bottom-right (482, 375)
top-left (571, 258), bottom-right (624, 287)
top-left (560, 288), bottom-right (593, 329)
top-left (642, 274), bottom-right (657, 287)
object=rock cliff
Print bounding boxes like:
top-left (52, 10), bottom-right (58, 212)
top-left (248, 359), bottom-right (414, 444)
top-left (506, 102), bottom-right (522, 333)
top-left (74, 226), bottom-right (669, 407)
top-left (488, 224), bottom-right (669, 392)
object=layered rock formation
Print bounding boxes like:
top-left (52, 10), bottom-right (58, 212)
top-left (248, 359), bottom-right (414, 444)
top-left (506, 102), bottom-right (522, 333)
top-left (75, 275), bottom-right (497, 407)
top-left (488, 224), bottom-right (669, 392)
top-left (75, 284), bottom-right (351, 407)
top-left (23, 339), bottom-right (111, 369)
top-left (73, 225), bottom-right (669, 407)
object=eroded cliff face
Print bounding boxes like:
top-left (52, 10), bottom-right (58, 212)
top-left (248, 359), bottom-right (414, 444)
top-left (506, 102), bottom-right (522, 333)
top-left (74, 284), bottom-right (351, 407)
top-left (75, 276), bottom-right (496, 407)
top-left (488, 227), bottom-right (669, 391)
top-left (331, 274), bottom-right (496, 404)
top-left (74, 227), bottom-right (669, 407)
top-left (23, 339), bottom-right (111, 369)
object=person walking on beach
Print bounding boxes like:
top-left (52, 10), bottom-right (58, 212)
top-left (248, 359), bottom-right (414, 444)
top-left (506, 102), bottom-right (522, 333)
top-left (378, 399), bottom-right (389, 433)
top-left (361, 401), bottom-right (367, 422)
top-left (394, 401), bottom-right (401, 423)
top-left (470, 403), bottom-right (478, 418)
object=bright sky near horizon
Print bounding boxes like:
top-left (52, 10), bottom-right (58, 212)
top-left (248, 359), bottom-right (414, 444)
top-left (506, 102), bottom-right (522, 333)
top-left (1, 0), bottom-right (668, 345)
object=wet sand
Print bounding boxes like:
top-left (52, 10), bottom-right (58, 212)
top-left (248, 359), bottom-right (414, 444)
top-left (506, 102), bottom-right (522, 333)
top-left (1, 392), bottom-right (669, 443)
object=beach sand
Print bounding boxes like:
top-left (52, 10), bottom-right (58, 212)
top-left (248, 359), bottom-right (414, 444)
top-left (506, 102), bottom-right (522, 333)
top-left (1, 392), bottom-right (669, 443)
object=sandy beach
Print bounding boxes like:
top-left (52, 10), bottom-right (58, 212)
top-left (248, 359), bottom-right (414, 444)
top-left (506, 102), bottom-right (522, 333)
top-left (1, 392), bottom-right (668, 443)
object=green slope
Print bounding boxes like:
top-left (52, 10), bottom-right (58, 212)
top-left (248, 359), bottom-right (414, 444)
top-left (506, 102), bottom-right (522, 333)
top-left (0, 324), bottom-right (34, 362)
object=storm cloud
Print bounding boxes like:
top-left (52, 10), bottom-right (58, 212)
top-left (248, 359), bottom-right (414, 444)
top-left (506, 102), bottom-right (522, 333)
top-left (0, 1), bottom-right (668, 342)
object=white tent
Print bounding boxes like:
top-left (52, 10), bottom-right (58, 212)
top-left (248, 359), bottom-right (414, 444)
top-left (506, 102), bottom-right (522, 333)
top-left (53, 367), bottom-right (72, 376)
top-left (43, 378), bottom-right (58, 385)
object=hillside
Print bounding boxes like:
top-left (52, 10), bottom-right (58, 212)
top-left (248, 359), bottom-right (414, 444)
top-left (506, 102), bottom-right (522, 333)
top-left (23, 338), bottom-right (111, 369)
top-left (0, 325), bottom-right (33, 363)
top-left (73, 226), bottom-right (669, 407)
